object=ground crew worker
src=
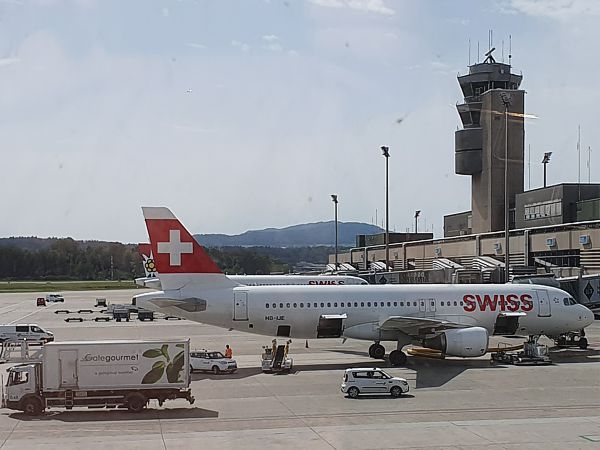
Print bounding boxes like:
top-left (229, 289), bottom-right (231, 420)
top-left (225, 344), bottom-right (232, 358)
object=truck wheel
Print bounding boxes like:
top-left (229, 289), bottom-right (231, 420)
top-left (126, 393), bottom-right (147, 413)
top-left (212, 366), bottom-right (220, 375)
top-left (390, 386), bottom-right (402, 398)
top-left (22, 397), bottom-right (43, 416)
top-left (347, 387), bottom-right (359, 398)
top-left (579, 338), bottom-right (588, 349)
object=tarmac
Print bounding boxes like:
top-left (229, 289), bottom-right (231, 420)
top-left (0, 289), bottom-right (599, 449)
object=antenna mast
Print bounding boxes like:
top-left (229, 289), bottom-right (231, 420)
top-left (509, 34), bottom-right (512, 66)
top-left (578, 125), bottom-right (581, 200)
top-left (468, 38), bottom-right (471, 65)
top-left (528, 143), bottom-right (531, 190)
top-left (588, 146), bottom-right (592, 183)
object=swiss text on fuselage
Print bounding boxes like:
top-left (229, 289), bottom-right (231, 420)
top-left (463, 293), bottom-right (533, 312)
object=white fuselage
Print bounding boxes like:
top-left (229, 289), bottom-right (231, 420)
top-left (134, 282), bottom-right (594, 343)
top-left (135, 274), bottom-right (366, 289)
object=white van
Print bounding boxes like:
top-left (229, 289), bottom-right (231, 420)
top-left (0, 324), bottom-right (54, 344)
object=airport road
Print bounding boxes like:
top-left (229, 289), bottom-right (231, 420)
top-left (0, 289), bottom-right (599, 449)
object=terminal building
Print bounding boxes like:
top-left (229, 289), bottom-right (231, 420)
top-left (330, 50), bottom-right (600, 284)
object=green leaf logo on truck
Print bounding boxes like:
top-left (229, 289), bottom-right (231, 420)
top-left (142, 345), bottom-right (185, 384)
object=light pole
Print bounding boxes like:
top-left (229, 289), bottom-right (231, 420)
top-left (542, 152), bottom-right (552, 188)
top-left (381, 146), bottom-right (390, 271)
top-left (414, 210), bottom-right (421, 233)
top-left (331, 194), bottom-right (338, 271)
top-left (501, 92), bottom-right (511, 282)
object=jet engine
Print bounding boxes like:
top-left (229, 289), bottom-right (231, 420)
top-left (422, 327), bottom-right (488, 357)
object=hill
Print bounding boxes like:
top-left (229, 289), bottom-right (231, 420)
top-left (195, 221), bottom-right (383, 247)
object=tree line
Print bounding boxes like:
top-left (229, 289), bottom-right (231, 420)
top-left (0, 238), bottom-right (295, 280)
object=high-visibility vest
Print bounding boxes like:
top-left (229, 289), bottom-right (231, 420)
top-left (225, 348), bottom-right (233, 358)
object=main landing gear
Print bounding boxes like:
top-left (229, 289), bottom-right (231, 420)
top-left (368, 342), bottom-right (408, 367)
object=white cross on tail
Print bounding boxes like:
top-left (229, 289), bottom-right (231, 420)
top-left (157, 229), bottom-right (193, 266)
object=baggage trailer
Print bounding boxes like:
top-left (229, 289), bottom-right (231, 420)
top-left (2, 339), bottom-right (194, 415)
top-left (490, 340), bottom-right (552, 366)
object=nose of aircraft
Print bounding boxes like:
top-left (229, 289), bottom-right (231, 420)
top-left (577, 304), bottom-right (595, 328)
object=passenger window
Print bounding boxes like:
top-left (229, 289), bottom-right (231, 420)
top-left (454, 301), bottom-right (458, 306)
top-left (314, 303), bottom-right (317, 308)
top-left (400, 302), bottom-right (404, 307)
top-left (341, 302), bottom-right (345, 307)
top-left (300, 303), bottom-right (304, 308)
top-left (394, 302), bottom-right (397, 307)
top-left (374, 302), bottom-right (378, 307)
top-left (293, 303), bottom-right (297, 308)
top-left (320, 303), bottom-right (324, 308)
top-left (413, 302), bottom-right (417, 307)
top-left (361, 302), bottom-right (365, 307)
top-left (266, 303), bottom-right (269, 308)
top-left (279, 303), bottom-right (283, 308)
top-left (272, 303), bottom-right (276, 308)
top-left (354, 302), bottom-right (358, 307)
top-left (306, 303), bottom-right (310, 308)
top-left (286, 303), bottom-right (290, 308)
top-left (334, 302), bottom-right (338, 307)
top-left (16, 325), bottom-right (29, 332)
top-left (327, 302), bottom-right (331, 307)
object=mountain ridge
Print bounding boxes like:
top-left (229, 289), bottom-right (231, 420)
top-left (195, 221), bottom-right (383, 247)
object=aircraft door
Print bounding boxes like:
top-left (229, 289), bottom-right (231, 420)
top-left (233, 291), bottom-right (248, 321)
top-left (59, 350), bottom-right (78, 388)
top-left (534, 289), bottom-right (551, 317)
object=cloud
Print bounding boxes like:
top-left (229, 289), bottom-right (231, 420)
top-left (499, 0), bottom-right (600, 19)
top-left (231, 40), bottom-right (250, 51)
top-left (309, 0), bottom-right (394, 16)
top-left (0, 57), bottom-right (20, 67)
top-left (264, 43), bottom-right (283, 51)
top-left (262, 34), bottom-right (279, 42)
top-left (162, 7), bottom-right (169, 17)
top-left (185, 42), bottom-right (206, 49)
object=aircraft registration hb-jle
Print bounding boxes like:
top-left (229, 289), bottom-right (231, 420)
top-left (134, 207), bottom-right (594, 366)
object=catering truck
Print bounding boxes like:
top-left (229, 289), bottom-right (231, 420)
top-left (2, 339), bottom-right (194, 415)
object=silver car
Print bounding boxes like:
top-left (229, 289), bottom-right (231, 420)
top-left (341, 368), bottom-right (409, 398)
top-left (190, 350), bottom-right (237, 374)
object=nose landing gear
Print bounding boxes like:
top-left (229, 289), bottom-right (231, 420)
top-left (368, 342), bottom-right (386, 359)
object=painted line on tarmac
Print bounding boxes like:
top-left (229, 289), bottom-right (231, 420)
top-left (8, 307), bottom-right (47, 324)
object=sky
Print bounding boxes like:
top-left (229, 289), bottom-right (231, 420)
top-left (1, 0), bottom-right (599, 243)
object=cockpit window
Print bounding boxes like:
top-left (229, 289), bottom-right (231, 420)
top-left (563, 298), bottom-right (577, 306)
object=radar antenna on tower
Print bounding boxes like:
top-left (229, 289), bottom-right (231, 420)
top-left (484, 47), bottom-right (496, 64)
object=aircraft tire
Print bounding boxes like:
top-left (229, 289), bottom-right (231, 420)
top-left (369, 343), bottom-right (385, 359)
top-left (579, 338), bottom-right (588, 349)
top-left (389, 350), bottom-right (407, 366)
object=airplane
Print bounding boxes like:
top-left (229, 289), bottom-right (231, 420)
top-left (134, 207), bottom-right (595, 366)
top-left (134, 243), bottom-right (367, 289)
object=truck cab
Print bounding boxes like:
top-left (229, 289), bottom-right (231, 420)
top-left (3, 363), bottom-right (43, 415)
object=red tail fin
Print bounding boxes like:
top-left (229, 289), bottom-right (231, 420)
top-left (142, 207), bottom-right (222, 275)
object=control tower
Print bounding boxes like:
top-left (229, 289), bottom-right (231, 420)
top-left (455, 50), bottom-right (525, 234)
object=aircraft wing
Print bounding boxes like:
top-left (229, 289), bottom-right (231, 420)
top-left (378, 315), bottom-right (468, 337)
